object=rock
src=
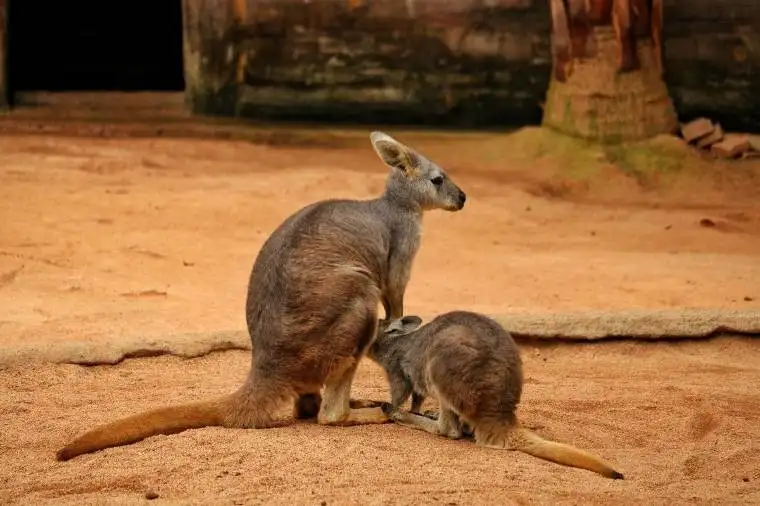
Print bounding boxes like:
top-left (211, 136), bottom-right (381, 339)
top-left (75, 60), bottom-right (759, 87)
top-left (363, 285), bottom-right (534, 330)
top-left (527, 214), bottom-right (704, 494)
top-left (680, 118), bottom-right (714, 143)
top-left (145, 491), bottom-right (159, 500)
top-left (711, 135), bottom-right (751, 159)
top-left (699, 218), bottom-right (716, 228)
top-left (696, 123), bottom-right (724, 148)
top-left (748, 135), bottom-right (760, 152)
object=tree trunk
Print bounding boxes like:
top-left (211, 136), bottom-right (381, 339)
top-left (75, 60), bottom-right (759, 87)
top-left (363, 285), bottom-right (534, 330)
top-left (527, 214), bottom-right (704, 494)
top-left (542, 0), bottom-right (678, 143)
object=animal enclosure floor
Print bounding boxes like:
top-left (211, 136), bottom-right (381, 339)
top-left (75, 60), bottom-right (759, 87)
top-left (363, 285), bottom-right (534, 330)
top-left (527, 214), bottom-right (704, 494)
top-left (1, 130), bottom-right (759, 504)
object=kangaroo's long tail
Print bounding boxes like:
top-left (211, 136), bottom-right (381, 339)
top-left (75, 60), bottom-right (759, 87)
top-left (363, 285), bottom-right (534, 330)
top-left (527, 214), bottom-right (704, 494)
top-left (56, 395), bottom-right (232, 461)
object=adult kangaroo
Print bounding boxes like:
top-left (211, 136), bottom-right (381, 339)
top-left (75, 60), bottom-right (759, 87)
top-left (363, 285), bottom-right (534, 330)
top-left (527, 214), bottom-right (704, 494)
top-left (56, 131), bottom-right (466, 461)
top-left (367, 311), bottom-right (624, 479)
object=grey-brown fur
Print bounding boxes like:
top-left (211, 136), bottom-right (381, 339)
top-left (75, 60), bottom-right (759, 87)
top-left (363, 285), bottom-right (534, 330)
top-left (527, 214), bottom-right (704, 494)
top-left (367, 311), bottom-right (625, 479)
top-left (56, 132), bottom-right (466, 460)
top-left (235, 130), bottom-right (466, 426)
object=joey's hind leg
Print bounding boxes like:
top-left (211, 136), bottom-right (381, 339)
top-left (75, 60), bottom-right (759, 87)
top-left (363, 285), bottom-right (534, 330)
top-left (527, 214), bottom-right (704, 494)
top-left (317, 359), bottom-right (389, 426)
top-left (390, 408), bottom-right (463, 440)
top-left (419, 408), bottom-right (474, 438)
top-left (390, 411), bottom-right (443, 436)
top-left (436, 405), bottom-right (463, 439)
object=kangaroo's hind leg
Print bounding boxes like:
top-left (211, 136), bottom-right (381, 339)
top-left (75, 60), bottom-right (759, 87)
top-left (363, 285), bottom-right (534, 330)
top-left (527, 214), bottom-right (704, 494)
top-left (317, 358), bottom-right (389, 425)
top-left (313, 297), bottom-right (391, 426)
top-left (295, 393), bottom-right (382, 420)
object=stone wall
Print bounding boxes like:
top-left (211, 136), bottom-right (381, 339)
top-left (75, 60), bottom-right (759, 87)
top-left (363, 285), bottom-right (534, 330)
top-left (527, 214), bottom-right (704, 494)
top-left (230, 0), bottom-right (552, 127)
top-left (137, 1), bottom-right (760, 132)
top-left (662, 0), bottom-right (760, 132)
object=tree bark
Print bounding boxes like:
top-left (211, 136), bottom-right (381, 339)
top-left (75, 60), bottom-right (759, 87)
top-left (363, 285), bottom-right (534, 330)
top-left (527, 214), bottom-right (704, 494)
top-left (542, 0), bottom-right (678, 143)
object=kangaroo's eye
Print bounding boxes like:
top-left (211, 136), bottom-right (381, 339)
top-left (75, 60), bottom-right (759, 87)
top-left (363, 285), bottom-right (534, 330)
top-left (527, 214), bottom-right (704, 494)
top-left (430, 176), bottom-right (444, 186)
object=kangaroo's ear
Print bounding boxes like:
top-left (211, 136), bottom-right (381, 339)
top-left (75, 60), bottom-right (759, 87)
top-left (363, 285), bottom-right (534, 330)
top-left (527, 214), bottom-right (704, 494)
top-left (370, 131), bottom-right (420, 175)
top-left (384, 315), bottom-right (423, 335)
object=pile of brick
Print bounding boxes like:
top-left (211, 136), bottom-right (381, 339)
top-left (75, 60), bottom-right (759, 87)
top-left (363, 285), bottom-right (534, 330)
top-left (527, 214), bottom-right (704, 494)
top-left (679, 118), bottom-right (759, 159)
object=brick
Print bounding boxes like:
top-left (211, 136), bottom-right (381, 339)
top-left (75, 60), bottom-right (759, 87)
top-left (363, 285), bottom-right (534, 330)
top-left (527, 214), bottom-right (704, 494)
top-left (696, 123), bottom-right (724, 149)
top-left (748, 135), bottom-right (760, 152)
top-left (710, 135), bottom-right (751, 159)
top-left (680, 118), bottom-right (715, 143)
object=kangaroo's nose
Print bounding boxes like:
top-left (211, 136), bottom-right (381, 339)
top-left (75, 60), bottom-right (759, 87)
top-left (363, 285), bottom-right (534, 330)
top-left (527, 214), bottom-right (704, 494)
top-left (458, 190), bottom-right (467, 209)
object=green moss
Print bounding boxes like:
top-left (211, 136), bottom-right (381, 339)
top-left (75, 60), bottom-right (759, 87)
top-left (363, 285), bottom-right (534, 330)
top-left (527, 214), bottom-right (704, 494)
top-left (479, 126), bottom-right (605, 179)
top-left (588, 108), bottom-right (599, 137)
top-left (602, 134), bottom-right (691, 187)
top-left (474, 127), bottom-right (703, 192)
top-left (562, 96), bottom-right (575, 134)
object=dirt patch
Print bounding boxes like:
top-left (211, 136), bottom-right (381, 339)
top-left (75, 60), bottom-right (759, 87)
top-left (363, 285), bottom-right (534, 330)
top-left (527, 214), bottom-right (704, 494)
top-left (1, 127), bottom-right (759, 504)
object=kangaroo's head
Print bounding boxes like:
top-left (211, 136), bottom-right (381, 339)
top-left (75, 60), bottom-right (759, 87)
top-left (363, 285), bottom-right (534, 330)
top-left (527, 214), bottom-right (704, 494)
top-left (370, 131), bottom-right (466, 212)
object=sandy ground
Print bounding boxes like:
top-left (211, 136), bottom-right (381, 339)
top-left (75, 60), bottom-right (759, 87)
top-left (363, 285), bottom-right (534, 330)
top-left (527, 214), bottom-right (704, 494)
top-left (1, 126), bottom-right (760, 504)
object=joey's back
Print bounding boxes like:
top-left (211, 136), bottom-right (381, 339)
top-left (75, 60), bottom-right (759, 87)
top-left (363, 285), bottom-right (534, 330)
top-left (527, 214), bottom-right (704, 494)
top-left (374, 311), bottom-right (523, 420)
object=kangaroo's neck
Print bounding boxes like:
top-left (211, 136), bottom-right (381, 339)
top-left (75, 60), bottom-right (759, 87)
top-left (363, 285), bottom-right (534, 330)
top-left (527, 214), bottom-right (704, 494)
top-left (380, 174), bottom-right (423, 216)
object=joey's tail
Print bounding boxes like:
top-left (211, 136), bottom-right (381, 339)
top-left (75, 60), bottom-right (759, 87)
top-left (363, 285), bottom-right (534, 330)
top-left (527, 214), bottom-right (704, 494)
top-left (56, 395), bottom-right (233, 461)
top-left (508, 426), bottom-right (624, 479)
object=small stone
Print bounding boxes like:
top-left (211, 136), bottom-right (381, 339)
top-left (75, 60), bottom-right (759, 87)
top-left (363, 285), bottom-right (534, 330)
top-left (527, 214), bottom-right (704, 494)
top-left (744, 296), bottom-right (754, 302)
top-left (665, 224), bottom-right (672, 230)
top-left (680, 118), bottom-right (714, 143)
top-left (696, 123), bottom-right (724, 149)
top-left (145, 491), bottom-right (159, 500)
top-left (699, 218), bottom-right (716, 228)
top-left (711, 135), bottom-right (751, 159)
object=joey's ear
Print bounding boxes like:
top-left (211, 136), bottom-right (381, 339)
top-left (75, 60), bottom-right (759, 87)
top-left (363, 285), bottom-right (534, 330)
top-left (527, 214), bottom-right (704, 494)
top-left (384, 315), bottom-right (423, 335)
top-left (400, 315), bottom-right (423, 332)
top-left (369, 131), bottom-right (419, 174)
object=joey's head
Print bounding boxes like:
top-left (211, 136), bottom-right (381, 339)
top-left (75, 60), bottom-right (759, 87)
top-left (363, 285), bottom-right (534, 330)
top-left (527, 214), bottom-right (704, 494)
top-left (370, 131), bottom-right (466, 212)
top-left (370, 315), bottom-right (424, 360)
